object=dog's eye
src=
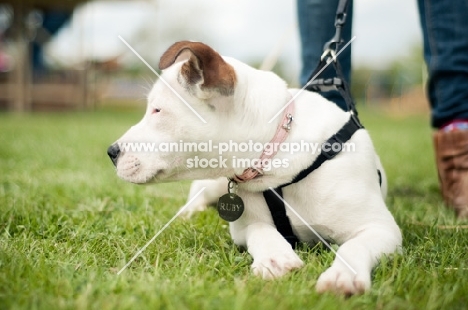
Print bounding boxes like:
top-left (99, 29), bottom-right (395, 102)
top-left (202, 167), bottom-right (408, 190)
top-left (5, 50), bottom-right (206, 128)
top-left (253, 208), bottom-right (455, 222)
top-left (152, 108), bottom-right (161, 114)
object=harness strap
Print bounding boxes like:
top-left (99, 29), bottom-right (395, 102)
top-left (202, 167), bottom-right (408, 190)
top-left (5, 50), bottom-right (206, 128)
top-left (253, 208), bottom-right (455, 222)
top-left (305, 57), bottom-right (358, 119)
top-left (263, 187), bottom-right (300, 248)
top-left (261, 0), bottom-right (358, 248)
top-left (263, 113), bottom-right (363, 248)
top-left (281, 113), bottom-right (363, 188)
top-left (333, 59), bottom-right (358, 117)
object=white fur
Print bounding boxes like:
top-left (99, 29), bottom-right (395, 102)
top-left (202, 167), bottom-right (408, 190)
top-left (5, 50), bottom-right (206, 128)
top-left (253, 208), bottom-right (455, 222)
top-left (112, 45), bottom-right (401, 295)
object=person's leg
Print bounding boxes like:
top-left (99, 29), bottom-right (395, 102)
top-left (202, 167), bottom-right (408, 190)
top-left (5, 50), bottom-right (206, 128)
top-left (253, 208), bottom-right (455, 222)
top-left (417, 0), bottom-right (468, 128)
top-left (296, 0), bottom-right (353, 111)
top-left (418, 0), bottom-right (468, 217)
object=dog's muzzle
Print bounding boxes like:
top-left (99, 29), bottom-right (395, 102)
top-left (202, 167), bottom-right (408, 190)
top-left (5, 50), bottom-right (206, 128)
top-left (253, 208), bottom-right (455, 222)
top-left (107, 144), bottom-right (121, 166)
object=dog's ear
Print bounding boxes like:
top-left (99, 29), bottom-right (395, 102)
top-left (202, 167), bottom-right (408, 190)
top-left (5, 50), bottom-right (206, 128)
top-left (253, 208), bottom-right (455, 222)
top-left (159, 41), bottom-right (236, 96)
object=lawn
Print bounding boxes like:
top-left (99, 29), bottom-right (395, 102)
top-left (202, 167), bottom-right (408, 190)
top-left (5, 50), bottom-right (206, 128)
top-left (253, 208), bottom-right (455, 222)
top-left (0, 105), bottom-right (467, 309)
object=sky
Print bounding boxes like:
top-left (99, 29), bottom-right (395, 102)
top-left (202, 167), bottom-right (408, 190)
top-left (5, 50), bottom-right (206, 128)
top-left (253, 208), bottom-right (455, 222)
top-left (46, 0), bottom-right (423, 83)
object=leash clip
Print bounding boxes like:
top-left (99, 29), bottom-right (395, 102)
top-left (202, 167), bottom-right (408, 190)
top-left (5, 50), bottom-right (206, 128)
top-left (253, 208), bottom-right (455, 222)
top-left (321, 48), bottom-right (337, 62)
top-left (321, 1), bottom-right (348, 62)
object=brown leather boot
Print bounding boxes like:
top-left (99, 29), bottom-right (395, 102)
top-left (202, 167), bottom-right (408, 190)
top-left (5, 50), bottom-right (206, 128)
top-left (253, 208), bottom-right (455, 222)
top-left (433, 129), bottom-right (468, 218)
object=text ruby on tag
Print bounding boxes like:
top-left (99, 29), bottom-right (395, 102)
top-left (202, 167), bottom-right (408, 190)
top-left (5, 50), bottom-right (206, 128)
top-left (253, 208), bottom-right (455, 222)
top-left (217, 193), bottom-right (244, 222)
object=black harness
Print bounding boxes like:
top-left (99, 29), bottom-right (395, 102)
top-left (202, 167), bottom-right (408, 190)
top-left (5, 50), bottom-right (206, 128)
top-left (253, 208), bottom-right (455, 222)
top-left (263, 114), bottom-right (363, 248)
top-left (262, 0), bottom-right (362, 248)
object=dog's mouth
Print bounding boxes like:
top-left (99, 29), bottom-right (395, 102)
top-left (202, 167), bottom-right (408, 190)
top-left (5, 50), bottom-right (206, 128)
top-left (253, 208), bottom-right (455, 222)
top-left (118, 169), bottom-right (172, 185)
top-left (115, 154), bottom-right (157, 184)
top-left (115, 154), bottom-right (185, 184)
top-left (117, 168), bottom-right (157, 185)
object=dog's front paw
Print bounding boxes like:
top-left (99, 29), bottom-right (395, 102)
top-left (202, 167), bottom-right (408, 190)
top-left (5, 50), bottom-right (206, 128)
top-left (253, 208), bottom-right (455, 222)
top-left (316, 264), bottom-right (371, 295)
top-left (251, 251), bottom-right (304, 280)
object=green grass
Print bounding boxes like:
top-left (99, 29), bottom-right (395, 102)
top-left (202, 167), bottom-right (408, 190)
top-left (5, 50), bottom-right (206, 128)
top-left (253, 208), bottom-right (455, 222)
top-left (1, 106), bottom-right (467, 309)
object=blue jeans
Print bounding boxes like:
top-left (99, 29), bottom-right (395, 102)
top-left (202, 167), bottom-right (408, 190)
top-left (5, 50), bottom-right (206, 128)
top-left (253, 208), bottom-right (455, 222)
top-left (298, 0), bottom-right (468, 128)
top-left (417, 0), bottom-right (468, 128)
top-left (297, 0), bottom-right (353, 111)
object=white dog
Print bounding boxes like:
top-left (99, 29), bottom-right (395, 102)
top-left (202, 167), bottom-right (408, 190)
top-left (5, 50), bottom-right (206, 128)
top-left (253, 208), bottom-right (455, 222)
top-left (107, 41), bottom-right (401, 295)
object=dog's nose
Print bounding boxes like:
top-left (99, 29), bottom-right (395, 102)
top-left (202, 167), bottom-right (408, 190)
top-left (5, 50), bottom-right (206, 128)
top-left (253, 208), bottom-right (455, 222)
top-left (107, 144), bottom-right (121, 166)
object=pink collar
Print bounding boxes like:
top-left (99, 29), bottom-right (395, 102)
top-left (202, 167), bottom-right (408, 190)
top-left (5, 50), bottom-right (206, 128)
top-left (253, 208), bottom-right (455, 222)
top-left (232, 97), bottom-right (294, 183)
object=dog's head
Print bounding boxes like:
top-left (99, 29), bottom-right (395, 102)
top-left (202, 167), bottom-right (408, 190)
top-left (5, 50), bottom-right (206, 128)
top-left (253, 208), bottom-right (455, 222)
top-left (107, 41), bottom-right (288, 184)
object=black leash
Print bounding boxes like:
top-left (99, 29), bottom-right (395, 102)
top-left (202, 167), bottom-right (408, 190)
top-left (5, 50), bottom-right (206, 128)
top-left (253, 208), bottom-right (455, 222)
top-left (263, 0), bottom-right (363, 249)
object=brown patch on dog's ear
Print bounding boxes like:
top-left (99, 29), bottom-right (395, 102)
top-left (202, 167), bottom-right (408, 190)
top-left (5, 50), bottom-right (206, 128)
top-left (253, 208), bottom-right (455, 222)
top-left (159, 41), bottom-right (236, 96)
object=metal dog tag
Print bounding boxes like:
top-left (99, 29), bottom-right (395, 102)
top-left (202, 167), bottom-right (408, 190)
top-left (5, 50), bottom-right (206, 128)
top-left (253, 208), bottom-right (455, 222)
top-left (217, 193), bottom-right (244, 222)
top-left (217, 179), bottom-right (244, 222)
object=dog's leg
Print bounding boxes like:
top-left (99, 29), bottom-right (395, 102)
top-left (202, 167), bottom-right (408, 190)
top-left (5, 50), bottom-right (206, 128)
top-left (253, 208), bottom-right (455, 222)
top-left (315, 225), bottom-right (401, 295)
top-left (180, 178), bottom-right (228, 218)
top-left (245, 223), bottom-right (304, 279)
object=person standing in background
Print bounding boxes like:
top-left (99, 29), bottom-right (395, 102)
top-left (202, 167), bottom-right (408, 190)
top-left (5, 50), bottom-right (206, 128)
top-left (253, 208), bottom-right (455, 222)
top-left (296, 0), bottom-right (468, 218)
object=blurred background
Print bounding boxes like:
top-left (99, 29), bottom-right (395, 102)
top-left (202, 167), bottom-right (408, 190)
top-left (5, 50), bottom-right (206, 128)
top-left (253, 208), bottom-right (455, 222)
top-left (0, 0), bottom-right (426, 115)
